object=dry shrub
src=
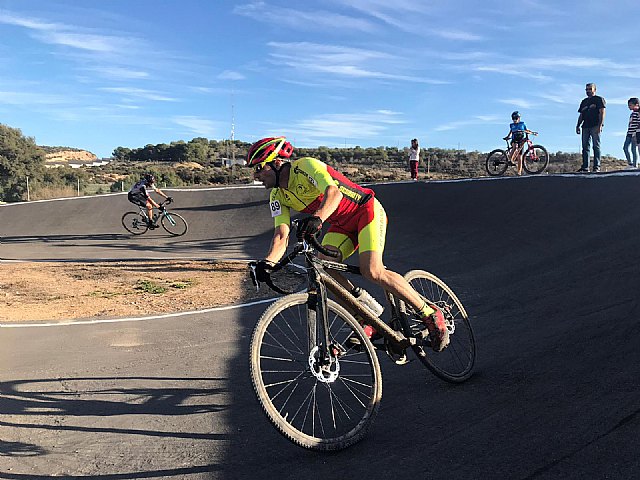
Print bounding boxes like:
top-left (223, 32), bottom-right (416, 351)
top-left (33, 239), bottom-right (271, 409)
top-left (30, 185), bottom-right (79, 200)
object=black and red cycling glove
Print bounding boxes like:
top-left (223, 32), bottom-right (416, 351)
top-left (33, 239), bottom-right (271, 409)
top-left (297, 215), bottom-right (323, 239)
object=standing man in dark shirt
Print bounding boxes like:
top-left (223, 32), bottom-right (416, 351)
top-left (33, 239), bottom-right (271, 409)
top-left (576, 83), bottom-right (606, 172)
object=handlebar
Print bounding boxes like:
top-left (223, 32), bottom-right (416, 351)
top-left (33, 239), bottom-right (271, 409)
top-left (158, 197), bottom-right (173, 210)
top-left (504, 132), bottom-right (538, 141)
top-left (249, 218), bottom-right (338, 293)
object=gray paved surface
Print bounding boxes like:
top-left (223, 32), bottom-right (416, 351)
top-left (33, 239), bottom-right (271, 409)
top-left (1, 177), bottom-right (640, 479)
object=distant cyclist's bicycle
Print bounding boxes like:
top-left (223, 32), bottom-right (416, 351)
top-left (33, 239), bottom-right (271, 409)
top-left (486, 134), bottom-right (549, 176)
top-left (121, 199), bottom-right (188, 236)
top-left (248, 221), bottom-right (476, 451)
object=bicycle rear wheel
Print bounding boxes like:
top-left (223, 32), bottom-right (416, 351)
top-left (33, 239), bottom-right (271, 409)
top-left (121, 212), bottom-right (148, 235)
top-left (485, 149), bottom-right (509, 176)
top-left (250, 293), bottom-right (382, 451)
top-left (522, 144), bottom-right (549, 174)
top-left (402, 270), bottom-right (476, 383)
top-left (160, 212), bottom-right (188, 236)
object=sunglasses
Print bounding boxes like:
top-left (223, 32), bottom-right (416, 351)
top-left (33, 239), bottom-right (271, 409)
top-left (254, 163), bottom-right (265, 173)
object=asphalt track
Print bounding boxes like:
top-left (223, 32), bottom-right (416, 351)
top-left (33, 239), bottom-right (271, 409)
top-left (1, 175), bottom-right (640, 479)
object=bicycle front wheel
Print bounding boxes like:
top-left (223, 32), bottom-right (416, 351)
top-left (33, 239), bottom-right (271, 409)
top-left (485, 149), bottom-right (509, 176)
top-left (522, 144), bottom-right (549, 174)
top-left (250, 293), bottom-right (382, 451)
top-left (402, 270), bottom-right (476, 383)
top-left (121, 212), bottom-right (148, 235)
top-left (160, 212), bottom-right (188, 236)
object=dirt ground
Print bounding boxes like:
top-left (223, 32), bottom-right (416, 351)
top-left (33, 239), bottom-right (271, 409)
top-left (0, 260), bottom-right (277, 323)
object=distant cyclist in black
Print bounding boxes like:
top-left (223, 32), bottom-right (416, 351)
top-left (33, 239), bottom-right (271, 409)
top-left (127, 174), bottom-right (172, 228)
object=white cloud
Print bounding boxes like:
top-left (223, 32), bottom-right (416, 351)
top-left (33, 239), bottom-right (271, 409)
top-left (268, 42), bottom-right (448, 84)
top-left (0, 11), bottom-right (132, 53)
top-left (100, 87), bottom-right (177, 102)
top-left (287, 110), bottom-right (406, 142)
top-left (434, 115), bottom-right (502, 132)
top-left (234, 2), bottom-right (375, 32)
top-left (88, 66), bottom-right (149, 79)
top-left (172, 116), bottom-right (219, 137)
top-left (431, 29), bottom-right (483, 41)
top-left (498, 99), bottom-right (536, 109)
top-left (0, 90), bottom-right (69, 106)
top-left (218, 70), bottom-right (245, 81)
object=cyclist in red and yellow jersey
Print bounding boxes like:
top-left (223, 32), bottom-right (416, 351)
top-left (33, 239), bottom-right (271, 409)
top-left (248, 136), bottom-right (449, 351)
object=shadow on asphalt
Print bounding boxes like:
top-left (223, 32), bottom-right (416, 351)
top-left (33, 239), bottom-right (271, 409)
top-left (2, 178), bottom-right (640, 479)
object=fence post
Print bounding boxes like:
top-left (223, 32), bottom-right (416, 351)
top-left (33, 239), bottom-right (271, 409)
top-left (26, 176), bottom-right (30, 201)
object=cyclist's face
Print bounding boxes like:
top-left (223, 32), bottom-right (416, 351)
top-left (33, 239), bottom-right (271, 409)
top-left (585, 85), bottom-right (595, 96)
top-left (253, 163), bottom-right (276, 188)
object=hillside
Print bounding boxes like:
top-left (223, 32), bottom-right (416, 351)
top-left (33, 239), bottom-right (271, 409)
top-left (43, 148), bottom-right (98, 165)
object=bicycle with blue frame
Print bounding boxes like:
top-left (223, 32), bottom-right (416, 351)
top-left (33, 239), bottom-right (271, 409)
top-left (248, 220), bottom-right (476, 451)
top-left (121, 199), bottom-right (188, 236)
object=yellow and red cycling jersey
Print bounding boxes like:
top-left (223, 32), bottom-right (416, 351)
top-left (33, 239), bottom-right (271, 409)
top-left (269, 157), bottom-right (386, 259)
top-left (269, 157), bottom-right (374, 228)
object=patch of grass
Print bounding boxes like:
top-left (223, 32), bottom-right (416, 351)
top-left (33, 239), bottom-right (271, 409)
top-left (135, 279), bottom-right (167, 294)
top-left (87, 290), bottom-right (121, 298)
top-left (170, 279), bottom-right (197, 289)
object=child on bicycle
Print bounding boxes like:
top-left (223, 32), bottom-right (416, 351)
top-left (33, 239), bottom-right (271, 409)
top-left (127, 174), bottom-right (172, 228)
top-left (504, 111), bottom-right (537, 175)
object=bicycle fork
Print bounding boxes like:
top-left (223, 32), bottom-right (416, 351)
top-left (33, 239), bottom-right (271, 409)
top-left (305, 271), bottom-right (344, 382)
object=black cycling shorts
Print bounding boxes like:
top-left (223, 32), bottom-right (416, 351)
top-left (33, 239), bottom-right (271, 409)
top-left (512, 132), bottom-right (525, 144)
top-left (128, 191), bottom-right (148, 207)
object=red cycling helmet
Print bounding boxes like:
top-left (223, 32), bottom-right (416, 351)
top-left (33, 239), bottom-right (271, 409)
top-left (246, 137), bottom-right (294, 168)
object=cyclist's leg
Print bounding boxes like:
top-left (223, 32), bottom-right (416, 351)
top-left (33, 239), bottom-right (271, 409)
top-left (320, 230), bottom-right (357, 291)
top-left (515, 142), bottom-right (524, 175)
top-left (356, 199), bottom-right (448, 348)
top-left (356, 199), bottom-right (425, 313)
top-left (145, 198), bottom-right (154, 224)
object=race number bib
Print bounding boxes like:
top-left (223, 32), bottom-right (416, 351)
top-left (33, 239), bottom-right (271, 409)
top-left (270, 200), bottom-right (282, 217)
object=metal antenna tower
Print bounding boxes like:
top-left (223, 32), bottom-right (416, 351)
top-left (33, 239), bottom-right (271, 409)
top-left (231, 91), bottom-right (235, 162)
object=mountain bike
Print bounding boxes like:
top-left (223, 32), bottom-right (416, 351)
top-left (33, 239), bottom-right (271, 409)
top-left (248, 222), bottom-right (476, 451)
top-left (121, 199), bottom-right (188, 236)
top-left (485, 134), bottom-right (549, 176)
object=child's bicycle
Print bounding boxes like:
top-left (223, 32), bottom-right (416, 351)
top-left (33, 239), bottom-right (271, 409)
top-left (121, 199), bottom-right (188, 236)
top-left (248, 221), bottom-right (476, 451)
top-left (485, 133), bottom-right (549, 176)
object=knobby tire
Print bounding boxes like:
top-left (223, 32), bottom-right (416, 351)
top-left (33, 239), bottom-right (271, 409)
top-left (250, 293), bottom-right (382, 451)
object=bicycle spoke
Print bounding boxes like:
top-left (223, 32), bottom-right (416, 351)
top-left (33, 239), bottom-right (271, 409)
top-left (403, 270), bottom-right (476, 383)
top-left (251, 294), bottom-right (381, 449)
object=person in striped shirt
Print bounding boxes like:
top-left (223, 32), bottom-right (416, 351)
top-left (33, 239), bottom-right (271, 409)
top-left (624, 97), bottom-right (640, 168)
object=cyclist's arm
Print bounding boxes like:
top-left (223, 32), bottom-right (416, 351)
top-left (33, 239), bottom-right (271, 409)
top-left (294, 158), bottom-right (344, 222)
top-left (155, 188), bottom-right (169, 199)
top-left (265, 224), bottom-right (290, 264)
top-left (141, 186), bottom-right (160, 207)
top-left (314, 185), bottom-right (343, 222)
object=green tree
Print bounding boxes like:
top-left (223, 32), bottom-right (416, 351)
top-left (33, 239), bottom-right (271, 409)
top-left (0, 123), bottom-right (46, 201)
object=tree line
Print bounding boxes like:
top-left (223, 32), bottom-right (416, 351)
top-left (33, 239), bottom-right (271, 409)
top-left (0, 122), bottom-right (623, 203)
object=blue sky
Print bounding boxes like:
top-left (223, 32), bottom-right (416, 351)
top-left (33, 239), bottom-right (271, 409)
top-left (1, 0), bottom-right (638, 159)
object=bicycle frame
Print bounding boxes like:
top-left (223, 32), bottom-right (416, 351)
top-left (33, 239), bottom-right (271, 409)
top-left (309, 256), bottom-right (412, 349)
top-left (505, 135), bottom-right (533, 158)
top-left (266, 240), bottom-right (414, 365)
